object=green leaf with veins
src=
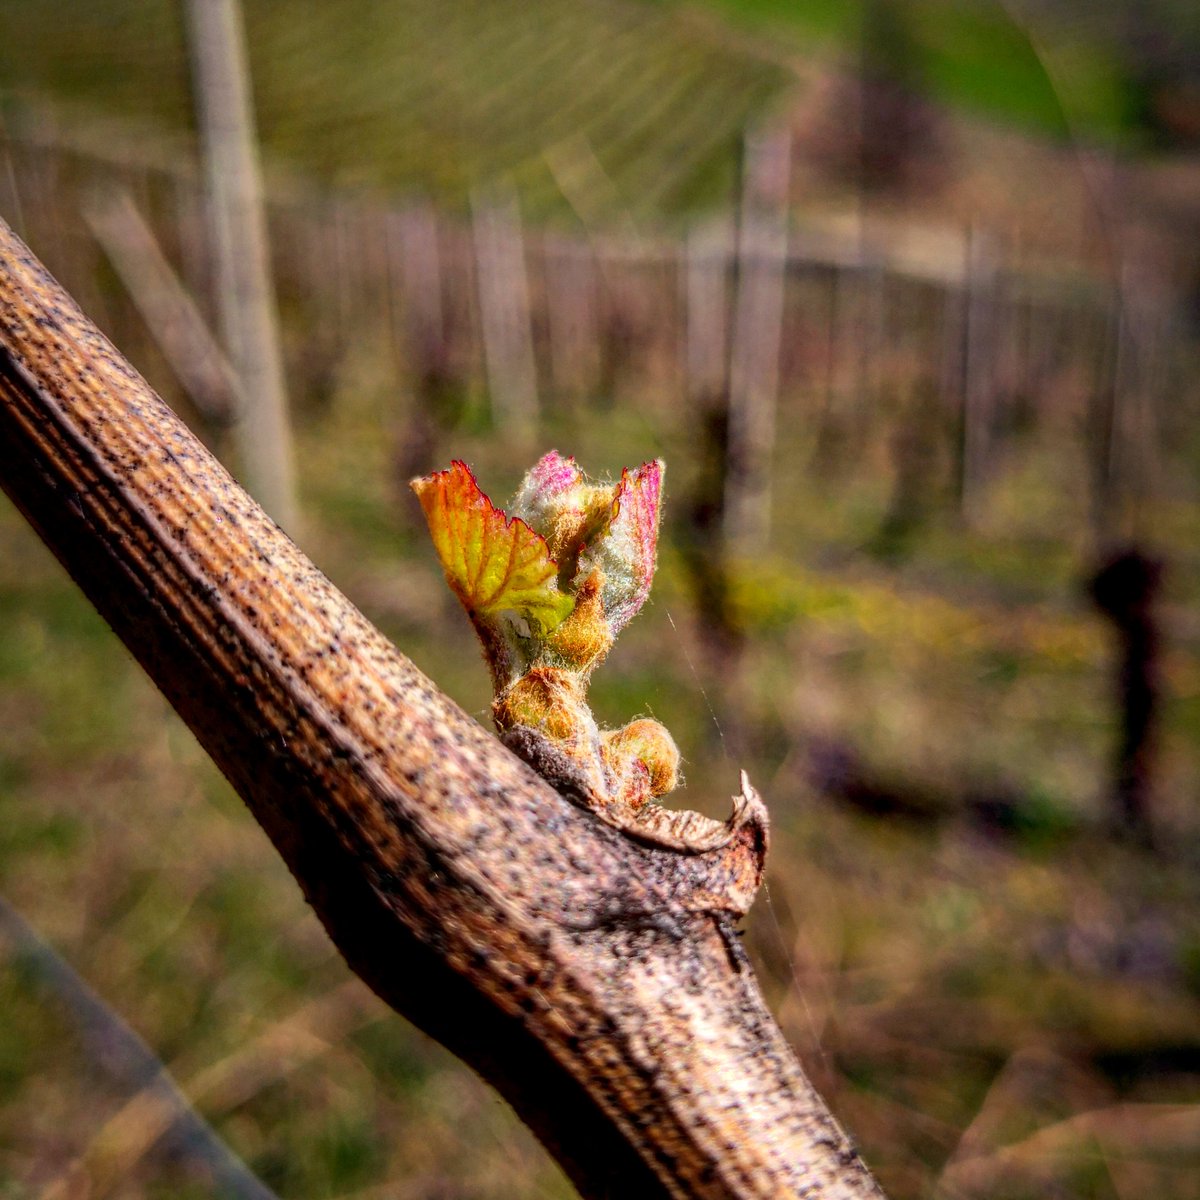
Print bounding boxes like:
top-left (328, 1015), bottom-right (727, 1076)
top-left (411, 460), bottom-right (575, 633)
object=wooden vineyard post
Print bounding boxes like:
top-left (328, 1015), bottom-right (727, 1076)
top-left (0, 125), bottom-right (22, 240)
top-left (385, 201), bottom-right (461, 480)
top-left (543, 232), bottom-right (599, 405)
top-left (684, 218), bottom-right (732, 410)
top-left (388, 200), bottom-right (445, 372)
top-left (956, 226), bottom-right (998, 525)
top-left (723, 124), bottom-right (791, 552)
top-left (813, 260), bottom-right (850, 475)
top-left (472, 179), bottom-right (538, 445)
top-left (1088, 547), bottom-right (1163, 846)
top-left (184, 0), bottom-right (298, 532)
top-left (0, 215), bottom-right (887, 1200)
top-left (1094, 258), bottom-right (1165, 538)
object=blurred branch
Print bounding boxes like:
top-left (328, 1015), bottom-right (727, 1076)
top-left (940, 1101), bottom-right (1200, 1194)
top-left (40, 978), bottom-right (374, 1200)
top-left (83, 184), bottom-right (241, 426)
top-left (0, 894), bottom-right (278, 1200)
top-left (0, 216), bottom-right (885, 1200)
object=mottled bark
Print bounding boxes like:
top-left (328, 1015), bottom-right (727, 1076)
top-left (0, 217), bottom-right (885, 1200)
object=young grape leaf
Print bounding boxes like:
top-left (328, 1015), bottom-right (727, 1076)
top-left (412, 460), bottom-right (575, 633)
top-left (580, 459), bottom-right (663, 635)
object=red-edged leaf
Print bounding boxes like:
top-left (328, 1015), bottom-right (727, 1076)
top-left (583, 459), bottom-right (663, 634)
top-left (411, 461), bottom-right (574, 632)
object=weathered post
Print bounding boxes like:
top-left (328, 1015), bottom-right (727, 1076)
top-left (184, 0), bottom-right (298, 530)
top-left (723, 123), bottom-right (791, 551)
top-left (471, 179), bottom-right (538, 444)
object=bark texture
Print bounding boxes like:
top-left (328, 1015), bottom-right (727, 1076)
top-left (0, 216), bottom-right (885, 1200)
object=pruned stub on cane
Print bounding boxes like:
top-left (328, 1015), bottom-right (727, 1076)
top-left (411, 451), bottom-right (770, 925)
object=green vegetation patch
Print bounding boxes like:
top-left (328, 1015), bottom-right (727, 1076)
top-left (659, 0), bottom-right (1133, 141)
top-left (0, 0), bottom-right (793, 220)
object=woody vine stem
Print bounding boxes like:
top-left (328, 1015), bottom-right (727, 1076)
top-left (411, 454), bottom-right (748, 854)
top-left (0, 216), bottom-right (885, 1199)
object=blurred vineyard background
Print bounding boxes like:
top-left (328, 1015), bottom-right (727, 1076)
top-left (2, 0), bottom-right (1200, 1196)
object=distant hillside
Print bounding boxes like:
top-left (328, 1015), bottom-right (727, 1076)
top-left (0, 0), bottom-right (794, 222)
top-left (658, 0), bottom-right (1136, 144)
